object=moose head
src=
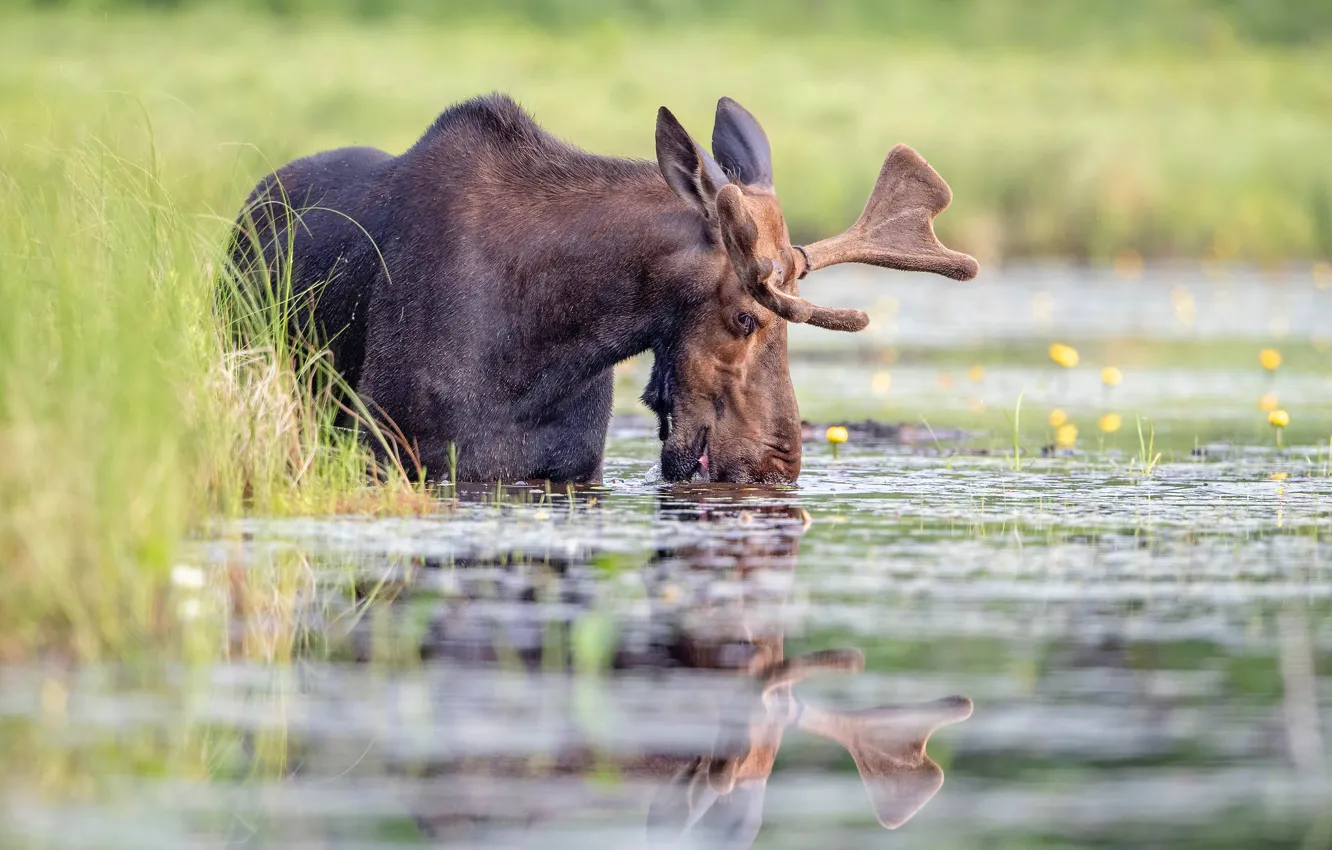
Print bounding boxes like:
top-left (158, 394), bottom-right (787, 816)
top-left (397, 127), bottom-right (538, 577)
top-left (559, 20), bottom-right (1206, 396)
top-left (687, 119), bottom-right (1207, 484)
top-left (646, 98), bottom-right (978, 484)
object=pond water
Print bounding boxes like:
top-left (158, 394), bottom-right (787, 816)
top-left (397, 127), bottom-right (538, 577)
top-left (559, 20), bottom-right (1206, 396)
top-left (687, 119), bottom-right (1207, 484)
top-left (3, 268), bottom-right (1331, 849)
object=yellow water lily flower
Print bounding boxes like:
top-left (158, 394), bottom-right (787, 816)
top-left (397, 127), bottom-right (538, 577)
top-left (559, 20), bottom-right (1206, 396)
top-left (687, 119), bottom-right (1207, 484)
top-left (1268, 410), bottom-right (1289, 428)
top-left (1098, 413), bottom-right (1122, 433)
top-left (1259, 392), bottom-right (1279, 412)
top-left (968, 364), bottom-right (985, 383)
top-left (1101, 366), bottom-right (1122, 387)
top-left (826, 425), bottom-right (849, 460)
top-left (1048, 343), bottom-right (1080, 368)
top-left (1056, 423), bottom-right (1078, 448)
top-left (1048, 408), bottom-right (1068, 428)
top-left (1259, 348), bottom-right (1282, 371)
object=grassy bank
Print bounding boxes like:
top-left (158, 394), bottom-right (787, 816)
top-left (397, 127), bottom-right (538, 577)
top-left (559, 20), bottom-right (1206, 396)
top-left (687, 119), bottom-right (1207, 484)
top-left (0, 132), bottom-right (423, 662)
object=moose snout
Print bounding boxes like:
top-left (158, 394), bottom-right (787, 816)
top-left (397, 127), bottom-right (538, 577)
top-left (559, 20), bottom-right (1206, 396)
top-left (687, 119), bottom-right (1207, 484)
top-left (660, 428), bottom-right (801, 485)
top-left (661, 426), bottom-right (711, 482)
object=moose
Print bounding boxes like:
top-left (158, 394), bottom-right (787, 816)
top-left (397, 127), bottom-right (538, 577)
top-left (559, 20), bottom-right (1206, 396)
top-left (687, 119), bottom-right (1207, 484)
top-left (230, 94), bottom-right (977, 484)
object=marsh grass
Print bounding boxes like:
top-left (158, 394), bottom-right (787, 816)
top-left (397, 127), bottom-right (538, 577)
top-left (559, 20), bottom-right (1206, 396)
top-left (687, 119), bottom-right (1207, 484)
top-left (0, 134), bottom-right (429, 663)
top-left (1133, 415), bottom-right (1163, 477)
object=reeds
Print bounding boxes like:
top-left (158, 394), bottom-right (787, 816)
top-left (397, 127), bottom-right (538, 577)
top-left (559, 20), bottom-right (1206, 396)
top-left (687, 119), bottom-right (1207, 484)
top-left (0, 135), bottom-right (423, 663)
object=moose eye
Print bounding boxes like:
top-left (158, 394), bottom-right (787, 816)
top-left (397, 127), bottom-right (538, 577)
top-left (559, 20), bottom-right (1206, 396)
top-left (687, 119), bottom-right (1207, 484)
top-left (735, 312), bottom-right (758, 337)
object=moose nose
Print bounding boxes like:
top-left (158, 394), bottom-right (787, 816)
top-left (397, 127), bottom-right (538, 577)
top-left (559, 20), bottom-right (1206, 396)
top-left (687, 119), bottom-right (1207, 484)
top-left (757, 443), bottom-right (801, 484)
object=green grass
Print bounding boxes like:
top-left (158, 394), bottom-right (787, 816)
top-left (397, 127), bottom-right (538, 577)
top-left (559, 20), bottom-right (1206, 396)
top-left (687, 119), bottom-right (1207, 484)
top-left (0, 127), bottom-right (426, 663)
top-left (3, 10), bottom-right (1332, 263)
top-left (10, 0), bottom-right (1332, 48)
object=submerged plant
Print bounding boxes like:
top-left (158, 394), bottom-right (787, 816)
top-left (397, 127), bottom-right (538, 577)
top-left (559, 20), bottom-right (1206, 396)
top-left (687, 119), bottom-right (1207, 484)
top-left (1133, 415), bottom-right (1162, 477)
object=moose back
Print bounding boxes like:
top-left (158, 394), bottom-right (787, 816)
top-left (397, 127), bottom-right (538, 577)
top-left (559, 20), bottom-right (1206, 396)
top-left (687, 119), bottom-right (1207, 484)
top-left (229, 94), bottom-right (976, 484)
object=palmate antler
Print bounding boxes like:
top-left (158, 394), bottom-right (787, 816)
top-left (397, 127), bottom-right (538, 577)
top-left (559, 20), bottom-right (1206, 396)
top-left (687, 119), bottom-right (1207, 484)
top-left (797, 693), bottom-right (974, 829)
top-left (798, 144), bottom-right (979, 282)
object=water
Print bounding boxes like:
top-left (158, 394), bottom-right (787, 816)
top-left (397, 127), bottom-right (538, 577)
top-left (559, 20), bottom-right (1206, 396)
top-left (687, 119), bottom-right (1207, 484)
top-left (4, 269), bottom-right (1332, 849)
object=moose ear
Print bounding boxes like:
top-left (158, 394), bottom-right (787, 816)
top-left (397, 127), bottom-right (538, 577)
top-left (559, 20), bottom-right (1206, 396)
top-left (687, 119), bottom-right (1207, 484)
top-left (712, 97), bottom-right (773, 188)
top-left (656, 106), bottom-right (728, 219)
top-left (715, 185), bottom-right (766, 283)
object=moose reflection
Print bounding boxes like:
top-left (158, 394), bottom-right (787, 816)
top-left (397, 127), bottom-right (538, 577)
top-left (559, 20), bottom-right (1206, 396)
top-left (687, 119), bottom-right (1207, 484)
top-left (402, 493), bottom-right (972, 847)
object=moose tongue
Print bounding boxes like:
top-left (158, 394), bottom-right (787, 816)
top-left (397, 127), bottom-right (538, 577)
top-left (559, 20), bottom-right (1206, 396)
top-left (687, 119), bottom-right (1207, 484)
top-left (698, 453), bottom-right (710, 480)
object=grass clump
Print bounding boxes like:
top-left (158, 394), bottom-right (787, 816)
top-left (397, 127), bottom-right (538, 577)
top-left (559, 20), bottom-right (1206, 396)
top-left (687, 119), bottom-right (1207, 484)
top-left (0, 133), bottom-right (423, 663)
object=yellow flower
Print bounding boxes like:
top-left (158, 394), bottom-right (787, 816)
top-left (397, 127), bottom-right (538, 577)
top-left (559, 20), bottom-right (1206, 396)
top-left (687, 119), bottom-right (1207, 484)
top-left (1101, 366), bottom-right (1123, 387)
top-left (1268, 410), bottom-right (1289, 428)
top-left (1098, 413), bottom-right (1122, 433)
top-left (1055, 423), bottom-right (1078, 448)
top-left (1259, 348), bottom-right (1282, 371)
top-left (968, 364), bottom-right (986, 383)
top-left (870, 371), bottom-right (892, 395)
top-left (1048, 343), bottom-right (1080, 368)
top-left (826, 426), bottom-right (849, 444)
top-left (1258, 392), bottom-right (1279, 412)
top-left (1048, 408), bottom-right (1068, 428)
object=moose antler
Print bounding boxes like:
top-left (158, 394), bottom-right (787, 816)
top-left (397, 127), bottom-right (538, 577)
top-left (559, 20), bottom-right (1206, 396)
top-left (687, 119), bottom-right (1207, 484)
top-left (797, 145), bottom-right (979, 282)
top-left (715, 185), bottom-right (872, 332)
top-left (797, 694), bottom-right (973, 829)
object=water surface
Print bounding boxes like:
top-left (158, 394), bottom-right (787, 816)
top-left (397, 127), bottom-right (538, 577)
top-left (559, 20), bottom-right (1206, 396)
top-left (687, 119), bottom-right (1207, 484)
top-left (4, 269), bottom-right (1331, 849)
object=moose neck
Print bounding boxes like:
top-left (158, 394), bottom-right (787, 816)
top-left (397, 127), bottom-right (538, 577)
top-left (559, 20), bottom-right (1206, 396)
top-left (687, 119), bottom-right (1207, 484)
top-left (492, 170), bottom-right (714, 402)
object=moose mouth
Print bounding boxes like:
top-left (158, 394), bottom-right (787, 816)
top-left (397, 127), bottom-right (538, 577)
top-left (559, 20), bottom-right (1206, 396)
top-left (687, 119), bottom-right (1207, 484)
top-left (663, 427), bottom-right (711, 483)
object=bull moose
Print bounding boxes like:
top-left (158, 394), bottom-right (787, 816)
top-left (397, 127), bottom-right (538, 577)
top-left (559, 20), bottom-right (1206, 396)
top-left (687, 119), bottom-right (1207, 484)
top-left (230, 94), bottom-right (977, 484)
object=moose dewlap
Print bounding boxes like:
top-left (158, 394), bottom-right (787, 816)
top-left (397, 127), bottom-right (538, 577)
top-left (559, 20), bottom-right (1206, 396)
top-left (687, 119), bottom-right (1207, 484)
top-left (229, 94), bottom-right (976, 485)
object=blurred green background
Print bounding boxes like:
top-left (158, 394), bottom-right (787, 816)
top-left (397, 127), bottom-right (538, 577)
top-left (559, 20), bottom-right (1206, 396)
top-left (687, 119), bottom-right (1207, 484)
top-left (4, 0), bottom-right (1332, 263)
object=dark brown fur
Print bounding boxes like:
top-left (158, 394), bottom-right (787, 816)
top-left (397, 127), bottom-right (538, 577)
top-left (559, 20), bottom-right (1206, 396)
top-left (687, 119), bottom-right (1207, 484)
top-left (229, 94), bottom-right (976, 484)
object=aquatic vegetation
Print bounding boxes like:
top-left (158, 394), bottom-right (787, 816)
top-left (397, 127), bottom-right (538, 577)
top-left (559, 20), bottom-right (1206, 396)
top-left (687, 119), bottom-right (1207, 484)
top-left (1133, 415), bottom-right (1162, 477)
top-left (1270, 409), bottom-right (1290, 449)
top-left (826, 425), bottom-right (849, 459)
top-left (1048, 408), bottom-right (1069, 428)
top-left (1055, 423), bottom-right (1078, 448)
top-left (1048, 343), bottom-right (1080, 368)
top-left (1098, 413), bottom-right (1122, 433)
